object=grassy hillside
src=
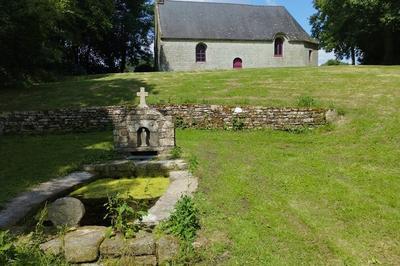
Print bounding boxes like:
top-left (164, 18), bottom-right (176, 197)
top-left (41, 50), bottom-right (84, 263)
top-left (0, 66), bottom-right (399, 111)
top-left (0, 66), bottom-right (399, 264)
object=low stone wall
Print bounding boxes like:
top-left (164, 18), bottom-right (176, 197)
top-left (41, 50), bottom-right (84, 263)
top-left (0, 104), bottom-right (328, 135)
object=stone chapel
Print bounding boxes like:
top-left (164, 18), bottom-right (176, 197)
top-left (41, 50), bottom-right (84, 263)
top-left (154, 0), bottom-right (319, 71)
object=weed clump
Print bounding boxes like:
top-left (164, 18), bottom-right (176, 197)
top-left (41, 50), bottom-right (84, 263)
top-left (297, 95), bottom-right (319, 108)
top-left (104, 194), bottom-right (147, 239)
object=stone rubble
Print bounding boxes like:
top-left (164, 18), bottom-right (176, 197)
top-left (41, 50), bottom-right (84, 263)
top-left (41, 229), bottom-right (180, 265)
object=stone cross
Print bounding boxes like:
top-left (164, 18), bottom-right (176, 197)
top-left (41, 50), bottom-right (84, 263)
top-left (137, 87), bottom-right (149, 108)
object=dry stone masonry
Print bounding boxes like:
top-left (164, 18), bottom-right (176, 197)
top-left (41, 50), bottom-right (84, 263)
top-left (0, 105), bottom-right (328, 135)
top-left (113, 88), bottom-right (175, 156)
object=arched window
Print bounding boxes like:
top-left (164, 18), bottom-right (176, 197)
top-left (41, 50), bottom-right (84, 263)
top-left (196, 43), bottom-right (207, 62)
top-left (233, 58), bottom-right (243, 69)
top-left (274, 37), bottom-right (284, 57)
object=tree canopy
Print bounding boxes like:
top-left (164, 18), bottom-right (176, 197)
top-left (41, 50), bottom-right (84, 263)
top-left (311, 0), bottom-right (400, 65)
top-left (0, 0), bottom-right (153, 87)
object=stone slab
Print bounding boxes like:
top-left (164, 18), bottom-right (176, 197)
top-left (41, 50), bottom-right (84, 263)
top-left (0, 171), bottom-right (95, 229)
top-left (142, 170), bottom-right (198, 225)
top-left (156, 235), bottom-right (180, 264)
top-left (64, 226), bottom-right (107, 263)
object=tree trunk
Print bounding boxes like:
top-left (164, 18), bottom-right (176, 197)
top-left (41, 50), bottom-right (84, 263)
top-left (351, 47), bottom-right (356, 65)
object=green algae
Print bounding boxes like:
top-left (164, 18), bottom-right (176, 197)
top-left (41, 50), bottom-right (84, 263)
top-left (70, 177), bottom-right (170, 200)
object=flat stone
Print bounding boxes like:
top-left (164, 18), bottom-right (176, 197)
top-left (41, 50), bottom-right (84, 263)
top-left (84, 160), bottom-right (135, 178)
top-left (143, 171), bottom-right (198, 225)
top-left (40, 238), bottom-right (62, 256)
top-left (156, 235), bottom-right (180, 264)
top-left (0, 171), bottom-right (95, 229)
top-left (100, 233), bottom-right (125, 258)
top-left (48, 197), bottom-right (85, 227)
top-left (102, 256), bottom-right (156, 266)
top-left (64, 226), bottom-right (107, 263)
top-left (134, 255), bottom-right (157, 266)
top-left (126, 231), bottom-right (155, 256)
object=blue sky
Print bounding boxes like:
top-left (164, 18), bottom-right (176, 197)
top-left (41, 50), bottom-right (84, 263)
top-left (174, 0), bottom-right (337, 64)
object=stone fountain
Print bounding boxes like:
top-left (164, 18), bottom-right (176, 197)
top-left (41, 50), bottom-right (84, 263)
top-left (113, 87), bottom-right (175, 157)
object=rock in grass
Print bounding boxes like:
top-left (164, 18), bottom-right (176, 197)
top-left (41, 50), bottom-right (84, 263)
top-left (64, 226), bottom-right (107, 263)
top-left (48, 197), bottom-right (85, 227)
top-left (39, 238), bottom-right (62, 256)
top-left (156, 235), bottom-right (180, 264)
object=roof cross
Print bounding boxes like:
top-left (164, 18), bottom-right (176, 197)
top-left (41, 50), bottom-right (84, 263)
top-left (137, 87), bottom-right (149, 108)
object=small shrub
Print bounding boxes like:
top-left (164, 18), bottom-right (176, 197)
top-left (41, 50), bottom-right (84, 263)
top-left (321, 59), bottom-right (349, 66)
top-left (160, 196), bottom-right (200, 242)
top-left (336, 108), bottom-right (346, 116)
top-left (104, 194), bottom-right (147, 239)
top-left (297, 95), bottom-right (318, 108)
top-left (232, 116), bottom-right (245, 131)
top-left (171, 146), bottom-right (183, 159)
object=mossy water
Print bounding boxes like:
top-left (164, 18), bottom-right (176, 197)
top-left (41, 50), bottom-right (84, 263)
top-left (70, 177), bottom-right (170, 200)
top-left (70, 177), bottom-right (170, 226)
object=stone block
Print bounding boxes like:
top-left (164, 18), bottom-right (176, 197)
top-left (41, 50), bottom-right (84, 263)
top-left (64, 226), bottom-right (107, 263)
top-left (126, 231), bottom-right (156, 256)
top-left (100, 234), bottom-right (125, 258)
top-left (156, 235), bottom-right (180, 265)
top-left (40, 238), bottom-right (62, 256)
top-left (134, 255), bottom-right (157, 266)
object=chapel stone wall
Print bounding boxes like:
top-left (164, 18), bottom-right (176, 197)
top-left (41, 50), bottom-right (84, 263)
top-left (159, 39), bottom-right (318, 71)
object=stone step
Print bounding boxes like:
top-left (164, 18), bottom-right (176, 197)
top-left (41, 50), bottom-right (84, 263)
top-left (84, 159), bottom-right (188, 178)
top-left (126, 155), bottom-right (157, 161)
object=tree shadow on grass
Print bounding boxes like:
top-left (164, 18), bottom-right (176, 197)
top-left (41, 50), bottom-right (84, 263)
top-left (0, 75), bottom-right (157, 111)
top-left (0, 131), bottom-right (117, 210)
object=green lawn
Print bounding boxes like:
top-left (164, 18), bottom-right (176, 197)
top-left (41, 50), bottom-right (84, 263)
top-left (0, 66), bottom-right (399, 264)
top-left (0, 132), bottom-right (116, 207)
top-left (0, 66), bottom-right (399, 111)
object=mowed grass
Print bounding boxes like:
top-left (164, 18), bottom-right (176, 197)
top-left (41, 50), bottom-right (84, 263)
top-left (0, 66), bottom-right (399, 111)
top-left (0, 132), bottom-right (115, 208)
top-left (179, 128), bottom-right (400, 265)
top-left (0, 66), bottom-right (399, 264)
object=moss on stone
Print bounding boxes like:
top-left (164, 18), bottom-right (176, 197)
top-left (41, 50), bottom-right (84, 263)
top-left (70, 177), bottom-right (170, 200)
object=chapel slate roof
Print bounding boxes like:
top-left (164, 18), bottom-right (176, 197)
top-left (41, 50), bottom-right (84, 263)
top-left (158, 1), bottom-right (318, 44)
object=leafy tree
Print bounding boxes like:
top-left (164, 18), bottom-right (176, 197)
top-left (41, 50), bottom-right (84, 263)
top-left (311, 0), bottom-right (400, 65)
top-left (0, 0), bottom-right (154, 87)
top-left (0, 0), bottom-right (65, 86)
top-left (100, 0), bottom-right (154, 73)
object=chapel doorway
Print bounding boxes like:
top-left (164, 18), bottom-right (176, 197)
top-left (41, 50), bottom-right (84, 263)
top-left (233, 58), bottom-right (243, 69)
